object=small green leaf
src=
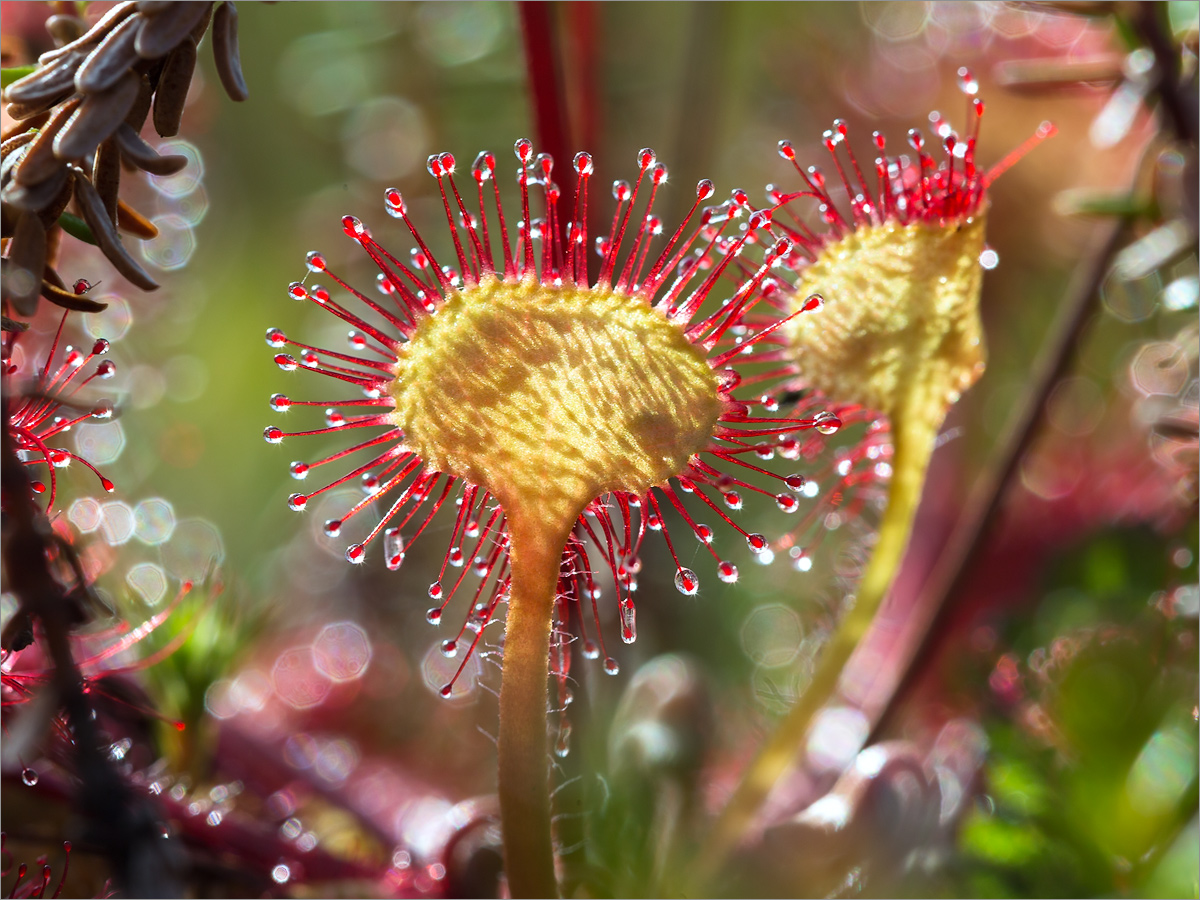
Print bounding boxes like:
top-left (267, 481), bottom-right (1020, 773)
top-left (1, 66), bottom-right (37, 88)
top-left (58, 212), bottom-right (98, 245)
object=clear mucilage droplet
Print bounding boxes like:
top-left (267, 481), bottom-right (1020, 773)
top-left (674, 568), bottom-right (699, 595)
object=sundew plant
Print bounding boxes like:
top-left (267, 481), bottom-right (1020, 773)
top-left (1, 3), bottom-right (1197, 899)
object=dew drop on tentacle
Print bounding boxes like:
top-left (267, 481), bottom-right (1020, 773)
top-left (323, 519), bottom-right (342, 537)
top-left (619, 598), bottom-right (636, 644)
top-left (287, 493), bottom-right (307, 511)
top-left (603, 657), bottom-right (620, 675)
top-left (746, 533), bottom-right (768, 553)
top-left (429, 581), bottom-right (444, 601)
top-left (717, 560), bottom-right (739, 584)
top-left (426, 607), bottom-right (443, 625)
top-left (264, 426), bottom-right (284, 444)
top-left (514, 138), bottom-right (533, 165)
top-left (813, 411), bottom-right (842, 435)
top-left (345, 543), bottom-right (366, 564)
top-left (266, 328), bottom-right (287, 347)
top-left (695, 523), bottom-right (714, 544)
top-left (554, 722), bottom-right (572, 758)
top-left (289, 461), bottom-right (308, 480)
top-left (957, 65), bottom-right (979, 96)
top-left (441, 639), bottom-right (458, 658)
top-left (802, 293), bottom-right (824, 312)
top-left (385, 188), bottom-right (405, 217)
top-left (775, 493), bottom-right (799, 513)
top-left (582, 640), bottom-right (600, 660)
top-left (306, 251), bottom-right (326, 273)
top-left (473, 152), bottom-right (495, 182)
top-left (21, 767), bottom-right (38, 786)
top-left (384, 527), bottom-right (405, 570)
top-left (674, 568), bottom-right (699, 596)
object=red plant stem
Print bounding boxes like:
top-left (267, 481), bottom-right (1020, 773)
top-left (562, 1), bottom-right (606, 284)
top-left (868, 211), bottom-right (1132, 739)
top-left (518, 3), bottom-right (574, 200)
top-left (563, 3), bottom-right (601, 159)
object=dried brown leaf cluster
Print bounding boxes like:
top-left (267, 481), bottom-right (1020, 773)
top-left (1, 2), bottom-right (247, 318)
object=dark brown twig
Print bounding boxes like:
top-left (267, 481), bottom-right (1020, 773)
top-left (1, 396), bottom-right (181, 897)
top-left (1133, 2), bottom-right (1198, 146)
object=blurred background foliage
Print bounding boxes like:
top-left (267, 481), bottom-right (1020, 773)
top-left (2, 1), bottom-right (1197, 897)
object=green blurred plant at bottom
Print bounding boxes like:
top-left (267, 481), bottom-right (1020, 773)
top-left (126, 577), bottom-right (265, 780)
top-left (954, 524), bottom-right (1199, 899)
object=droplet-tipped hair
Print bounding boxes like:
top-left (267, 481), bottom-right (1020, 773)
top-left (735, 73), bottom-right (1055, 561)
top-left (4, 313), bottom-right (118, 509)
top-left (266, 140), bottom-right (835, 697)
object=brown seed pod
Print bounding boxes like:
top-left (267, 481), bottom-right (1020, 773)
top-left (40, 279), bottom-right (109, 313)
top-left (75, 14), bottom-right (144, 95)
top-left (5, 95), bottom-right (73, 123)
top-left (188, 3), bottom-right (216, 42)
top-left (116, 198), bottom-right (159, 239)
top-left (52, 71), bottom-right (139, 162)
top-left (38, 2), bottom-right (137, 65)
top-left (134, 2), bottom-right (213, 60)
top-left (45, 14), bottom-right (89, 47)
top-left (72, 166), bottom-right (157, 290)
top-left (2, 50), bottom-right (83, 105)
top-left (93, 136), bottom-right (122, 223)
top-left (152, 38), bottom-right (197, 136)
top-left (35, 170), bottom-right (77, 230)
top-left (5, 211), bottom-right (48, 313)
top-left (212, 2), bottom-right (249, 102)
top-left (115, 122), bottom-right (188, 175)
top-left (11, 97), bottom-right (81, 186)
top-left (2, 165), bottom-right (72, 213)
top-left (125, 73), bottom-right (155, 131)
top-left (0, 131), bottom-right (38, 176)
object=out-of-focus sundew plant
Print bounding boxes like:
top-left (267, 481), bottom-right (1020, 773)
top-left (1, 2), bottom-right (1197, 898)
